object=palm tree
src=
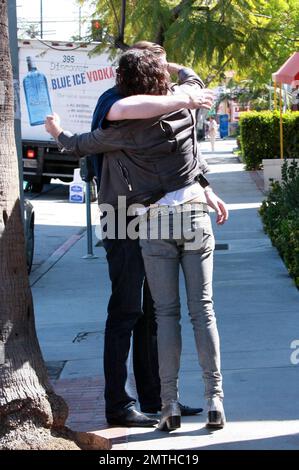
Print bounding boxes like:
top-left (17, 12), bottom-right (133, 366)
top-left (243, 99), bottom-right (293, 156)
top-left (0, 1), bottom-right (109, 450)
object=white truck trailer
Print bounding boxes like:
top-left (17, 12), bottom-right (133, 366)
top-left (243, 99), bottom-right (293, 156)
top-left (19, 39), bottom-right (116, 192)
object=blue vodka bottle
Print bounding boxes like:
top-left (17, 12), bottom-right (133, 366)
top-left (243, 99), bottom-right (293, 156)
top-left (23, 56), bottom-right (52, 126)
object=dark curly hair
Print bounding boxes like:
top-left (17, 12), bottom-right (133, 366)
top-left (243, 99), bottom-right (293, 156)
top-left (116, 49), bottom-right (170, 97)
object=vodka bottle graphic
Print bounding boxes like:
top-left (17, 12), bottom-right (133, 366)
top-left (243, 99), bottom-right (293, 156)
top-left (23, 56), bottom-right (52, 126)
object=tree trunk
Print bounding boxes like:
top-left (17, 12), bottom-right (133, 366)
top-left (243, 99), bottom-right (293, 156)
top-left (0, 1), bottom-right (109, 450)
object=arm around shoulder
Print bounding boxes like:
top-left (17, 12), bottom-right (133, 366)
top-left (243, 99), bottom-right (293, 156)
top-left (106, 93), bottom-right (194, 121)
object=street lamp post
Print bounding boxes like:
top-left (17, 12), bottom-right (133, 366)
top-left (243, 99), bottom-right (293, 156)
top-left (79, 7), bottom-right (81, 39)
top-left (40, 0), bottom-right (43, 39)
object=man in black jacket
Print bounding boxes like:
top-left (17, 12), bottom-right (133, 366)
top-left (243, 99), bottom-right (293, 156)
top-left (46, 49), bottom-right (227, 427)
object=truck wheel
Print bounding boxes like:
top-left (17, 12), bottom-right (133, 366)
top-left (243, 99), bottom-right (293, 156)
top-left (30, 182), bottom-right (44, 193)
top-left (26, 219), bottom-right (34, 274)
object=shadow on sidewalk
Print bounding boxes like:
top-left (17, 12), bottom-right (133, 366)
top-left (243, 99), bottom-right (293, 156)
top-left (122, 420), bottom-right (299, 450)
top-left (189, 433), bottom-right (299, 450)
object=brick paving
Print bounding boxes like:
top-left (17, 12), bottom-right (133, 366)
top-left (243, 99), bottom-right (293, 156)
top-left (53, 376), bottom-right (129, 450)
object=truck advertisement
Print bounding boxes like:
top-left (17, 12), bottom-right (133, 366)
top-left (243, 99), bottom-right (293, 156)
top-left (19, 40), bottom-right (117, 191)
top-left (19, 40), bottom-right (117, 141)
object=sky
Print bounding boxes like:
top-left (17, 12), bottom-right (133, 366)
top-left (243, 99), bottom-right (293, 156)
top-left (17, 0), bottom-right (91, 41)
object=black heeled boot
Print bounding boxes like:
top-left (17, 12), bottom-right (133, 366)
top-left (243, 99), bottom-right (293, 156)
top-left (206, 397), bottom-right (226, 429)
top-left (158, 400), bottom-right (181, 432)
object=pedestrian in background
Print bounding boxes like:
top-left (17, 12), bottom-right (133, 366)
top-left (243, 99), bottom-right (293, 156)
top-left (208, 116), bottom-right (218, 152)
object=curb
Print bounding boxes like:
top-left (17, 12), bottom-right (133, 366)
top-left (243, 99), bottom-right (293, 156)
top-left (249, 170), bottom-right (266, 195)
top-left (30, 228), bottom-right (86, 287)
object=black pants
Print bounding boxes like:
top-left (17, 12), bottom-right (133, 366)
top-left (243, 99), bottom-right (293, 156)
top-left (103, 225), bottom-right (161, 415)
top-left (133, 277), bottom-right (160, 410)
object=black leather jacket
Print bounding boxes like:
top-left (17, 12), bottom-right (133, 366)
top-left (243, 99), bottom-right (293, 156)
top-left (58, 67), bottom-right (209, 208)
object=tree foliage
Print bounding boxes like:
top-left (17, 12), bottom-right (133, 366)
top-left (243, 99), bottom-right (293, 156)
top-left (80, 0), bottom-right (299, 85)
top-left (259, 160), bottom-right (299, 288)
top-left (239, 110), bottom-right (299, 168)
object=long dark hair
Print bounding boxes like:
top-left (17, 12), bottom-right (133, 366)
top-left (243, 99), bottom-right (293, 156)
top-left (116, 49), bottom-right (170, 97)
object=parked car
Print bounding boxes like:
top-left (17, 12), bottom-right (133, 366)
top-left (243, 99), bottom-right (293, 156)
top-left (24, 199), bottom-right (35, 273)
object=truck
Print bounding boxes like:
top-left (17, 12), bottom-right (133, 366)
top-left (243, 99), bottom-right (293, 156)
top-left (19, 39), bottom-right (117, 192)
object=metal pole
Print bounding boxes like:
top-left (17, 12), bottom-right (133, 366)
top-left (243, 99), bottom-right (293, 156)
top-left (82, 181), bottom-right (98, 259)
top-left (40, 0), bottom-right (43, 39)
top-left (279, 82), bottom-right (284, 160)
top-left (79, 6), bottom-right (81, 40)
top-left (120, 0), bottom-right (126, 41)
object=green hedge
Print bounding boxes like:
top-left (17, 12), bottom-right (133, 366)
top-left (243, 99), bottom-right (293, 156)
top-left (239, 111), bottom-right (299, 170)
top-left (259, 160), bottom-right (299, 288)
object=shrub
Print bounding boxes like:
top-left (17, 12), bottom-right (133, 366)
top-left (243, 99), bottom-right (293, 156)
top-left (259, 160), bottom-right (299, 287)
top-left (239, 111), bottom-right (299, 170)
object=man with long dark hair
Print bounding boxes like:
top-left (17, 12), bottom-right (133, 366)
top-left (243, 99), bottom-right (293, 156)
top-left (46, 48), bottom-right (227, 430)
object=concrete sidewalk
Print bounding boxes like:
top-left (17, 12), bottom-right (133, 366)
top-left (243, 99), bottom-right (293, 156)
top-left (31, 138), bottom-right (299, 450)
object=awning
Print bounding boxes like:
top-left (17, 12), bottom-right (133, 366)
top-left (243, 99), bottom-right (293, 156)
top-left (272, 52), bottom-right (299, 86)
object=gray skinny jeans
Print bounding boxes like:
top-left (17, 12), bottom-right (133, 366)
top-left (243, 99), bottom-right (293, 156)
top-left (139, 208), bottom-right (223, 405)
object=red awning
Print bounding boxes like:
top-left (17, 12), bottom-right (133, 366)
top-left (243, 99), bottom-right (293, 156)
top-left (272, 52), bottom-right (299, 85)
